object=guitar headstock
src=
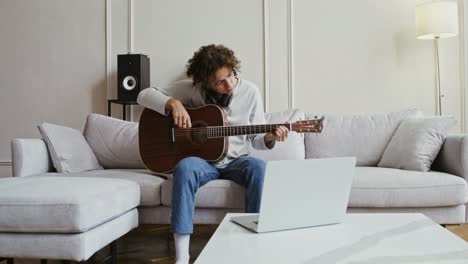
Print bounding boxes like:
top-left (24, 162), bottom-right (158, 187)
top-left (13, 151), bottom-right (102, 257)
top-left (291, 116), bottom-right (324, 133)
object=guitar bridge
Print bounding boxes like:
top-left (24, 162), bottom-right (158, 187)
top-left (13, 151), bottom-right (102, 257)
top-left (168, 122), bottom-right (177, 152)
top-left (169, 118), bottom-right (176, 144)
top-left (171, 127), bottom-right (175, 143)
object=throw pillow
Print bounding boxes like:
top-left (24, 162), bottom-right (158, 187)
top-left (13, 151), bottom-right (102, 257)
top-left (249, 109), bottom-right (306, 161)
top-left (84, 114), bottom-right (145, 169)
top-left (38, 123), bottom-right (102, 173)
top-left (378, 116), bottom-right (457, 172)
top-left (304, 109), bottom-right (422, 166)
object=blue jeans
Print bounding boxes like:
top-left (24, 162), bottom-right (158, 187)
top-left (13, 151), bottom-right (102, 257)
top-left (171, 156), bottom-right (266, 234)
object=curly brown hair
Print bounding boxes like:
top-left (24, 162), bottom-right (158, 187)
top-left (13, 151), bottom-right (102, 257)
top-left (186, 44), bottom-right (240, 87)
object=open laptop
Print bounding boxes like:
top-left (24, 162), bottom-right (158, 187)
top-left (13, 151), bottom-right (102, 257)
top-left (231, 157), bottom-right (356, 233)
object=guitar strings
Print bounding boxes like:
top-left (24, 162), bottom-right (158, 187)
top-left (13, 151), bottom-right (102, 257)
top-left (169, 126), bottom-right (318, 136)
top-left (171, 127), bottom-right (281, 136)
top-left (163, 120), bottom-right (321, 137)
top-left (170, 124), bottom-right (286, 134)
top-left (168, 122), bottom-right (319, 135)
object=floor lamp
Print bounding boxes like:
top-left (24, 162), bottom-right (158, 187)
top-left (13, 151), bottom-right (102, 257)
top-left (415, 1), bottom-right (459, 115)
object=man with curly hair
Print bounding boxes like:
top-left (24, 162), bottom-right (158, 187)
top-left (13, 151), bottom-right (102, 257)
top-left (137, 44), bottom-right (288, 264)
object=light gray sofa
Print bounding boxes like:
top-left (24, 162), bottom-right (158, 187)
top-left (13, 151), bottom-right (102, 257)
top-left (10, 109), bottom-right (468, 226)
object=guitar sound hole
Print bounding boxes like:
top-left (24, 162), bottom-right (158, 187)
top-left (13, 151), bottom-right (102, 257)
top-left (189, 121), bottom-right (208, 145)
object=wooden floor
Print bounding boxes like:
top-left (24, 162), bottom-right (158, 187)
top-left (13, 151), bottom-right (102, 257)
top-left (10, 223), bottom-right (468, 264)
top-left (95, 224), bottom-right (218, 264)
top-left (446, 224), bottom-right (468, 241)
top-left (11, 225), bottom-right (217, 264)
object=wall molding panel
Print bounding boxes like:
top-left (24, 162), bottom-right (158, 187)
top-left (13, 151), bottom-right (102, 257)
top-left (108, 0), bottom-right (270, 115)
top-left (106, 0), bottom-right (112, 100)
top-left (128, 0), bottom-right (133, 53)
top-left (263, 0), bottom-right (270, 112)
top-left (287, 0), bottom-right (294, 110)
top-left (461, 0), bottom-right (467, 133)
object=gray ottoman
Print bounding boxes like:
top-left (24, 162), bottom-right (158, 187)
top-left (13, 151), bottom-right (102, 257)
top-left (0, 176), bottom-right (140, 263)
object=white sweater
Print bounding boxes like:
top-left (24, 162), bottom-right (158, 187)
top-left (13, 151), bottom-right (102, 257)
top-left (137, 78), bottom-right (271, 167)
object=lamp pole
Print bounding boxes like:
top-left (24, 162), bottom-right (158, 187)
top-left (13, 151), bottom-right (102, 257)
top-left (415, 1), bottom-right (458, 116)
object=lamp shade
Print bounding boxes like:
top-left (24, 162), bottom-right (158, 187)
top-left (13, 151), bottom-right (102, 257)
top-left (415, 1), bottom-right (458, 39)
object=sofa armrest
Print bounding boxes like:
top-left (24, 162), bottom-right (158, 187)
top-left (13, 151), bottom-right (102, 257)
top-left (432, 135), bottom-right (468, 181)
top-left (11, 139), bottom-right (54, 177)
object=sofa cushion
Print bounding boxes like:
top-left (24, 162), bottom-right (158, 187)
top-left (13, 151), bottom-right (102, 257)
top-left (0, 209), bottom-right (138, 261)
top-left (161, 179), bottom-right (245, 209)
top-left (304, 109), bottom-right (421, 166)
top-left (45, 169), bottom-right (165, 206)
top-left (378, 116), bottom-right (457, 172)
top-left (38, 122), bottom-right (102, 173)
top-left (0, 176), bottom-right (140, 233)
top-left (349, 167), bottom-right (468, 207)
top-left (84, 114), bottom-right (145, 169)
top-left (249, 109), bottom-right (305, 161)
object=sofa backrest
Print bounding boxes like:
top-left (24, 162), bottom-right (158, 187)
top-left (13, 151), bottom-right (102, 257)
top-left (304, 109), bottom-right (421, 166)
top-left (249, 109), bottom-right (305, 161)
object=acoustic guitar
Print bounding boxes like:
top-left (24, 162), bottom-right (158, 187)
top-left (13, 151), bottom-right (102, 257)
top-left (139, 104), bottom-right (324, 173)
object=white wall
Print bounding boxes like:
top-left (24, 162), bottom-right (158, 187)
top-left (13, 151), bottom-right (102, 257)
top-left (0, 0), bottom-right (106, 175)
top-left (0, 0), bottom-right (465, 175)
top-left (292, 0), bottom-right (460, 119)
top-left (113, 0), bottom-right (464, 133)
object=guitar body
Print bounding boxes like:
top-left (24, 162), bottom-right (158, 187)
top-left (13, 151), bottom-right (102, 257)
top-left (139, 105), bottom-right (228, 173)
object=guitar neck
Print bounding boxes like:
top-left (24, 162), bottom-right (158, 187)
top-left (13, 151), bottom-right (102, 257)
top-left (207, 123), bottom-right (292, 138)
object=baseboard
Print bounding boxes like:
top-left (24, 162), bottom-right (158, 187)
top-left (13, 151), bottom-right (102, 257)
top-left (0, 161), bottom-right (11, 166)
top-left (0, 161), bottom-right (12, 177)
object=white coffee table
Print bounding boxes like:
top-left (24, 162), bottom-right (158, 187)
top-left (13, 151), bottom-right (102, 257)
top-left (195, 213), bottom-right (468, 264)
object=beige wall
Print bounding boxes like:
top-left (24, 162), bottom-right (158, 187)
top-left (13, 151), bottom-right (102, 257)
top-left (0, 165), bottom-right (11, 178)
top-left (0, 0), bottom-right (465, 173)
top-left (0, 0), bottom-right (106, 173)
top-left (115, 0), bottom-right (464, 130)
top-left (292, 0), bottom-right (459, 117)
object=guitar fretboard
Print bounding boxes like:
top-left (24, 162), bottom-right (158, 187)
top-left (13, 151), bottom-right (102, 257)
top-left (206, 123), bottom-right (291, 138)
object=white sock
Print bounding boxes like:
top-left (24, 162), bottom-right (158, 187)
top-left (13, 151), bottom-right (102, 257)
top-left (174, 233), bottom-right (190, 264)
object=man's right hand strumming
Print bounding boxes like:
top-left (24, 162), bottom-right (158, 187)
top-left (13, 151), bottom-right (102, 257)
top-left (166, 98), bottom-right (192, 128)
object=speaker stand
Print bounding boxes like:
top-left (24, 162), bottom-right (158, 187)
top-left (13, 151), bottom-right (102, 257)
top-left (107, 99), bottom-right (138, 121)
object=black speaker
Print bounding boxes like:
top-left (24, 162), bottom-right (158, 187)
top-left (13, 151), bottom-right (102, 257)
top-left (117, 54), bottom-right (150, 102)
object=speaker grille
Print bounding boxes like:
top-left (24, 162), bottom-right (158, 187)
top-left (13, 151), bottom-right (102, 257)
top-left (117, 54), bottom-right (150, 102)
top-left (122, 76), bottom-right (137, 91)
